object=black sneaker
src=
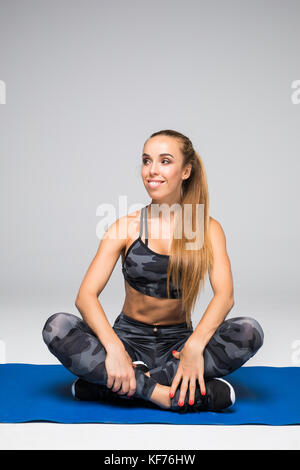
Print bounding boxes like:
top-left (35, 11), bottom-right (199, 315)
top-left (170, 377), bottom-right (235, 413)
top-left (71, 378), bottom-right (114, 401)
top-left (71, 361), bottom-right (149, 401)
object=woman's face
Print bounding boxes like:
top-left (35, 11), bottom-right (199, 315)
top-left (141, 136), bottom-right (191, 204)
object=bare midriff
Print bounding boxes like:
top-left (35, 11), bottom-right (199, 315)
top-left (121, 279), bottom-right (185, 325)
top-left (120, 208), bottom-right (186, 326)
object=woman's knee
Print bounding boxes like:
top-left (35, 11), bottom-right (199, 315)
top-left (231, 316), bottom-right (264, 354)
top-left (42, 312), bottom-right (78, 346)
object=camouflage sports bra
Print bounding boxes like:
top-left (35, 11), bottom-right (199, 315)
top-left (122, 206), bottom-right (182, 299)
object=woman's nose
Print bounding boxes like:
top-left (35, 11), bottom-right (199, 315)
top-left (149, 162), bottom-right (159, 174)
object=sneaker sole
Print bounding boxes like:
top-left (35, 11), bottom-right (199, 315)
top-left (132, 360), bottom-right (148, 367)
top-left (214, 377), bottom-right (236, 406)
top-left (71, 379), bottom-right (80, 400)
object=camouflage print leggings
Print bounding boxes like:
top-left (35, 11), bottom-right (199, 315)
top-left (42, 311), bottom-right (264, 402)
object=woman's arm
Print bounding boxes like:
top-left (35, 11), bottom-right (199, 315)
top-left (186, 217), bottom-right (234, 352)
top-left (169, 217), bottom-right (235, 402)
top-left (75, 296), bottom-right (125, 353)
top-left (75, 216), bottom-right (127, 353)
top-left (75, 215), bottom-right (141, 397)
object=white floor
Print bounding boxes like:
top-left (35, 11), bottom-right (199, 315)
top-left (0, 423), bottom-right (299, 450)
top-left (0, 296), bottom-right (299, 450)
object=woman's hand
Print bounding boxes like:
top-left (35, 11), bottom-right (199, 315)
top-left (169, 340), bottom-right (206, 406)
top-left (105, 344), bottom-right (136, 397)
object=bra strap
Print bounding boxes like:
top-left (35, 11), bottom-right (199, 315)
top-left (139, 207), bottom-right (144, 239)
top-left (144, 205), bottom-right (148, 246)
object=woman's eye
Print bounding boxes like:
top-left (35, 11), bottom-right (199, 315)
top-left (142, 159), bottom-right (170, 164)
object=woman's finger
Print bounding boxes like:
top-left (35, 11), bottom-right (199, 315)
top-left (177, 376), bottom-right (190, 406)
top-left (117, 377), bottom-right (130, 395)
top-left (198, 374), bottom-right (206, 396)
top-left (111, 376), bottom-right (122, 393)
top-left (188, 376), bottom-right (196, 405)
top-left (169, 370), bottom-right (182, 399)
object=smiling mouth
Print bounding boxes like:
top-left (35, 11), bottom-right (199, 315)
top-left (147, 180), bottom-right (165, 187)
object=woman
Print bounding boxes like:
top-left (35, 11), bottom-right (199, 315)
top-left (42, 129), bottom-right (264, 413)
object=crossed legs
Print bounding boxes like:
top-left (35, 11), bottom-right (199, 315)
top-left (42, 312), bottom-right (264, 408)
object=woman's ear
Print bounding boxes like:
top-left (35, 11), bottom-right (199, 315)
top-left (182, 163), bottom-right (192, 180)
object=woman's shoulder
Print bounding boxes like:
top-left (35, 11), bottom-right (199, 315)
top-left (208, 216), bottom-right (227, 245)
top-left (107, 207), bottom-right (141, 242)
top-left (209, 216), bottom-right (221, 229)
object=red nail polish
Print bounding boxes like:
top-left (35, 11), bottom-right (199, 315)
top-left (172, 350), bottom-right (177, 354)
top-left (178, 401), bottom-right (183, 406)
top-left (169, 392), bottom-right (174, 398)
top-left (201, 391), bottom-right (206, 396)
top-left (189, 400), bottom-right (194, 405)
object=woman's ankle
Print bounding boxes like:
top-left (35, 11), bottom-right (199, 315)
top-left (149, 383), bottom-right (171, 409)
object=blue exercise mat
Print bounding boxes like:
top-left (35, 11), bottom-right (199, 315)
top-left (0, 364), bottom-right (299, 425)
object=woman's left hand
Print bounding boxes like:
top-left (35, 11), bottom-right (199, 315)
top-left (169, 340), bottom-right (206, 406)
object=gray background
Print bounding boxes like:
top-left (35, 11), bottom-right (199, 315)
top-left (0, 0), bottom-right (300, 449)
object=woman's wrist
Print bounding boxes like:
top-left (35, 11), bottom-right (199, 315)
top-left (104, 339), bottom-right (126, 354)
top-left (183, 335), bottom-right (206, 354)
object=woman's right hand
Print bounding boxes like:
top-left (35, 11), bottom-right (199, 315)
top-left (105, 344), bottom-right (136, 397)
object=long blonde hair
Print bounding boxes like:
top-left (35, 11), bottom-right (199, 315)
top-left (147, 130), bottom-right (214, 328)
